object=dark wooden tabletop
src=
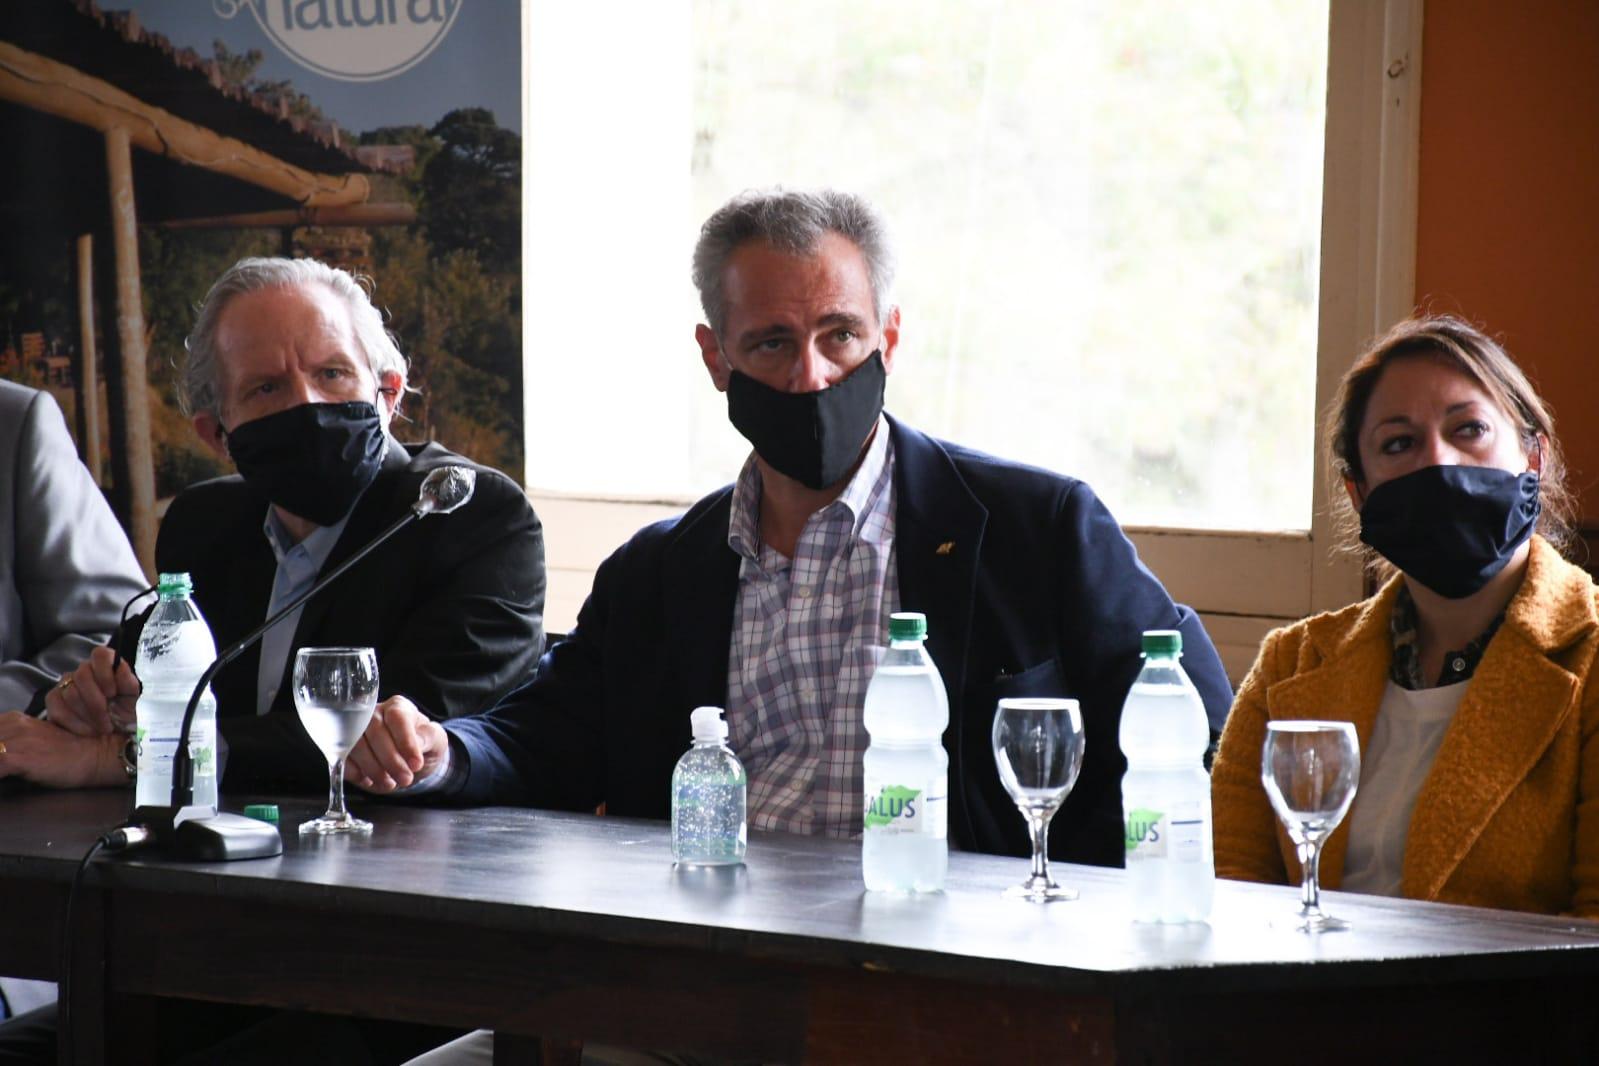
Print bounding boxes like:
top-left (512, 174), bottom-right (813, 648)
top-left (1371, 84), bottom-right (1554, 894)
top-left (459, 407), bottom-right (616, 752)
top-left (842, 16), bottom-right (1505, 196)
top-left (7, 786), bottom-right (1599, 999)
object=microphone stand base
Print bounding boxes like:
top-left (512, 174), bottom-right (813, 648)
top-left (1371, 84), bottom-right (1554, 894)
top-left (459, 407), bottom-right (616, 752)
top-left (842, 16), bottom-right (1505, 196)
top-left (172, 813), bottom-right (284, 861)
top-left (123, 804), bottom-right (283, 861)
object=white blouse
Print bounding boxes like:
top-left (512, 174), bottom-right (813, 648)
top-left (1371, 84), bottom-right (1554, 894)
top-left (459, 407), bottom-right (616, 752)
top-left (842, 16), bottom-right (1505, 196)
top-left (1340, 679), bottom-right (1469, 897)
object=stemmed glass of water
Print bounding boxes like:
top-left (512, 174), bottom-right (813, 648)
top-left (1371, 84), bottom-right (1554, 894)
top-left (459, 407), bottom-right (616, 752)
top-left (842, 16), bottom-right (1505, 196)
top-left (293, 647), bottom-right (380, 835)
top-left (991, 698), bottom-right (1085, 901)
top-left (1261, 720), bottom-right (1361, 931)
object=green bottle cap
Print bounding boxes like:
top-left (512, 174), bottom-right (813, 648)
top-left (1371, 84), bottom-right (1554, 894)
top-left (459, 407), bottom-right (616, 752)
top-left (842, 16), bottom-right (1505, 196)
top-left (242, 804), bottom-right (279, 825)
top-left (888, 612), bottom-right (927, 642)
top-left (1142, 630), bottom-right (1182, 656)
top-left (156, 572), bottom-right (193, 597)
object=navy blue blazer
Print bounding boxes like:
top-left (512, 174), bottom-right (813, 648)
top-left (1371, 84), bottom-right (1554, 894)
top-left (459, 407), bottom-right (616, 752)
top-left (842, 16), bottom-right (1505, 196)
top-left (442, 417), bottom-right (1232, 867)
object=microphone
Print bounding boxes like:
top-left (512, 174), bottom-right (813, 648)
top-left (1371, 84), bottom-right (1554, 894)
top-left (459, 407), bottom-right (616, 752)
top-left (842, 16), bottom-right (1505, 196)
top-left (107, 466), bottom-right (479, 861)
top-left (414, 465), bottom-right (476, 515)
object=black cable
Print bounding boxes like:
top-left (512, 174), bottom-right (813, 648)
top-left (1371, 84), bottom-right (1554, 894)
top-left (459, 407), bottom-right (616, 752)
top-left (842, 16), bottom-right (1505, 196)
top-left (109, 583), bottom-right (157, 687)
top-left (58, 833), bottom-right (111, 1062)
top-left (51, 588), bottom-right (155, 1057)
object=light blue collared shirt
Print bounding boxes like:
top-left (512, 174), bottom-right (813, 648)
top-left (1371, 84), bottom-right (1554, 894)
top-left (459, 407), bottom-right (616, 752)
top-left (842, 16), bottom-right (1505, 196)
top-left (257, 509), bottom-right (351, 714)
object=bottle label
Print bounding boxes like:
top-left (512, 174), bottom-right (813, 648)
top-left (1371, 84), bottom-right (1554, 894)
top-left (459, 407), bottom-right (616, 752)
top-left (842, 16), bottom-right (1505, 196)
top-left (135, 713), bottom-right (216, 779)
top-left (1125, 807), bottom-right (1167, 858)
top-left (191, 726), bottom-right (216, 776)
top-left (1125, 800), bottom-right (1207, 862)
top-left (864, 781), bottom-right (947, 835)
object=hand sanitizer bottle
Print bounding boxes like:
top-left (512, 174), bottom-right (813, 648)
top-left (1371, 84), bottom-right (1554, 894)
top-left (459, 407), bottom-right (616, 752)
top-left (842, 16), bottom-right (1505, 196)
top-left (671, 706), bottom-right (747, 866)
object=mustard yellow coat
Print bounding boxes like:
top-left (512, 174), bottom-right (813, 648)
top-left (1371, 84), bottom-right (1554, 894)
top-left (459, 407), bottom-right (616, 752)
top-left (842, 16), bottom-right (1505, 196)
top-left (1211, 536), bottom-right (1599, 917)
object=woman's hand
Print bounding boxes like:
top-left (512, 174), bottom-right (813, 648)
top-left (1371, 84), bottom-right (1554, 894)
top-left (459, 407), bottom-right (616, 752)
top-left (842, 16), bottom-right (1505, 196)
top-left (0, 711), bottom-right (127, 789)
top-left (44, 646), bottom-right (141, 736)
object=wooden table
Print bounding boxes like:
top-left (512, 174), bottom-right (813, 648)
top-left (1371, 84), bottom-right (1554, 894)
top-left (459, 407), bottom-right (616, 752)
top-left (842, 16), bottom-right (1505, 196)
top-left (5, 787), bottom-right (1599, 1064)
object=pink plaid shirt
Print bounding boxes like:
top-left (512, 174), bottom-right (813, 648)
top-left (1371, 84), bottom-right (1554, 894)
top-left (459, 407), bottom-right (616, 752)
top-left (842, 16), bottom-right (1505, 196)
top-left (725, 421), bottom-right (899, 839)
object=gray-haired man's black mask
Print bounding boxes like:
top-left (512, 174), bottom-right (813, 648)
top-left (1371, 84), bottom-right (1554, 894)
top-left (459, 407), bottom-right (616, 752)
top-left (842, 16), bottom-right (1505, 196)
top-left (726, 351), bottom-right (885, 490)
top-left (224, 401), bottom-right (385, 526)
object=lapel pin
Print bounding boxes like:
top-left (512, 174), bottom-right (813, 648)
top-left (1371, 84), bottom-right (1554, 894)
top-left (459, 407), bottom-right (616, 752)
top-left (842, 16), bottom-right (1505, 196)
top-left (935, 541), bottom-right (955, 555)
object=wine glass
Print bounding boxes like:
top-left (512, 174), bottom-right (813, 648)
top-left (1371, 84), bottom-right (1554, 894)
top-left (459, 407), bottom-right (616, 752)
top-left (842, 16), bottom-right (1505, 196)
top-left (992, 698), bottom-right (1085, 901)
top-left (293, 647), bottom-right (380, 835)
top-left (1261, 720), bottom-right (1361, 931)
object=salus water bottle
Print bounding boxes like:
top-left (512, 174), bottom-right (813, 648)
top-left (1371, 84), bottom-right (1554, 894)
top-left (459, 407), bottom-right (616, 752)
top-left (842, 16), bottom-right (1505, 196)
top-left (134, 572), bottom-right (219, 811)
top-left (1120, 629), bottom-right (1214, 922)
top-left (862, 612), bottom-right (949, 892)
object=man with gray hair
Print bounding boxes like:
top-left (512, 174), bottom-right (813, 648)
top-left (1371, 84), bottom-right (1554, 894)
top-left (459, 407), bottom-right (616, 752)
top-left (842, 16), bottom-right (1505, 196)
top-left (354, 187), bottom-right (1231, 884)
top-left (7, 256), bottom-right (547, 797)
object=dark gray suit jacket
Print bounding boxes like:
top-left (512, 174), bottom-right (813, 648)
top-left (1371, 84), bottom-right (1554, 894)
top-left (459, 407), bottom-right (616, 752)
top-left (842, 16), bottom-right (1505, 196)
top-left (134, 438), bottom-right (547, 793)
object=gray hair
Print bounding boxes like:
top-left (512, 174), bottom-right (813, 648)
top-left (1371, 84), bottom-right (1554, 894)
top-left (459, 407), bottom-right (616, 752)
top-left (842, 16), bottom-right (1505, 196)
top-left (691, 188), bottom-right (896, 337)
top-left (180, 256), bottom-right (408, 420)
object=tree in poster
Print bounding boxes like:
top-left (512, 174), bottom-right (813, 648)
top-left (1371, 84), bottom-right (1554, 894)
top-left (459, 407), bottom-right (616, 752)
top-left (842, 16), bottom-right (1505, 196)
top-left (421, 108), bottom-right (521, 277)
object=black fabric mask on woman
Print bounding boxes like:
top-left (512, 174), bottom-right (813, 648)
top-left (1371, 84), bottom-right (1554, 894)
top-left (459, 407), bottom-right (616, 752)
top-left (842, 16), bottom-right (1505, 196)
top-left (1358, 464), bottom-right (1540, 599)
top-left (224, 401), bottom-right (386, 526)
top-left (726, 350), bottom-right (886, 490)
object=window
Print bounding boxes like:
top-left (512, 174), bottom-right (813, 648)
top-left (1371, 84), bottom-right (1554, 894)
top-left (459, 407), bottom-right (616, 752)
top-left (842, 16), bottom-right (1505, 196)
top-left (523, 0), bottom-right (1422, 667)
top-left (696, 0), bottom-right (1326, 532)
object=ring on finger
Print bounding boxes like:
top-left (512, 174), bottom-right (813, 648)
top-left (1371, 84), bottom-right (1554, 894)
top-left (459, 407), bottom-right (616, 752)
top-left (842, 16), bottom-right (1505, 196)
top-left (56, 676), bottom-right (76, 694)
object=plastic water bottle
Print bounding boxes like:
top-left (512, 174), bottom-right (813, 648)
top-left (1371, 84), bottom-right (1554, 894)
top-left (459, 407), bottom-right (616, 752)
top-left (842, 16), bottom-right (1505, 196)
top-left (134, 573), bottom-right (219, 811)
top-left (1120, 630), bottom-right (1214, 922)
top-left (862, 612), bottom-right (949, 892)
top-left (671, 706), bottom-right (747, 865)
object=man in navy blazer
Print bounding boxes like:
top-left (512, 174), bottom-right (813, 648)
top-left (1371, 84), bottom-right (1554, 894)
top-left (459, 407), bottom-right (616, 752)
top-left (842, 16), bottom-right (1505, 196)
top-left (353, 188), bottom-right (1231, 869)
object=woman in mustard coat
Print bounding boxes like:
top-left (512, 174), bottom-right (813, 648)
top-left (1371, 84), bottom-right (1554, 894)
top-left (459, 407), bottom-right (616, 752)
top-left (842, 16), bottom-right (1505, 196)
top-left (1212, 315), bottom-right (1599, 917)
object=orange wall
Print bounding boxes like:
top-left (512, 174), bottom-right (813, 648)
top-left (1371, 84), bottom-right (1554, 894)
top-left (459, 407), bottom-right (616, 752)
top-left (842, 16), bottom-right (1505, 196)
top-left (1415, 0), bottom-right (1599, 522)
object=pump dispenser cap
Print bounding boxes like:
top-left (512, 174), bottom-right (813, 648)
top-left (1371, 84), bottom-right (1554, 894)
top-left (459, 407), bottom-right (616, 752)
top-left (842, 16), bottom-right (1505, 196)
top-left (1141, 630), bottom-right (1182, 656)
top-left (690, 706), bottom-right (728, 742)
top-left (887, 612), bottom-right (927, 642)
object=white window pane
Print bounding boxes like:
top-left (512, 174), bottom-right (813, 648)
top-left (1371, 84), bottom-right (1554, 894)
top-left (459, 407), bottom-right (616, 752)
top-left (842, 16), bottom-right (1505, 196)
top-left (528, 0), bottom-right (1327, 531)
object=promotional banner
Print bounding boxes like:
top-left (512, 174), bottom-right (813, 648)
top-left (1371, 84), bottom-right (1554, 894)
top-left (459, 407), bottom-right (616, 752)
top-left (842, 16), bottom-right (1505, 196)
top-left (0, 0), bottom-right (522, 566)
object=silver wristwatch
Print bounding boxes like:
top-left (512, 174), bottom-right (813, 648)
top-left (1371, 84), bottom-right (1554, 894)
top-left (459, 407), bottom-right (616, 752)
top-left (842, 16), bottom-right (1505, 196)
top-left (119, 736), bottom-right (138, 784)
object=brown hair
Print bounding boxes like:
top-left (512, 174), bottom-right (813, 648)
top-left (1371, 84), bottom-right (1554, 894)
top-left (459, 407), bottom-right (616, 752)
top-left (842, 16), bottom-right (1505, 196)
top-left (1325, 314), bottom-right (1576, 559)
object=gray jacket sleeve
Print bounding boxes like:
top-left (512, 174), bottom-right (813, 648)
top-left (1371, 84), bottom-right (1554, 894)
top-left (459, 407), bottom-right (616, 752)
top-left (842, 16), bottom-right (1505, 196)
top-left (0, 384), bottom-right (148, 710)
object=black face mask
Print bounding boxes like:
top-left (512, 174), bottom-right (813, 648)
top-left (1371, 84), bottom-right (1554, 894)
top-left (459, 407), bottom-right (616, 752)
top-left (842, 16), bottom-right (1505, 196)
top-left (1358, 464), bottom-right (1540, 599)
top-left (224, 401), bottom-right (386, 526)
top-left (726, 351), bottom-right (886, 490)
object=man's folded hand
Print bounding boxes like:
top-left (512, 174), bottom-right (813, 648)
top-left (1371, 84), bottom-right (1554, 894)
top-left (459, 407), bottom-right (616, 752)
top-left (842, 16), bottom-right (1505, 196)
top-left (346, 695), bottom-right (446, 792)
